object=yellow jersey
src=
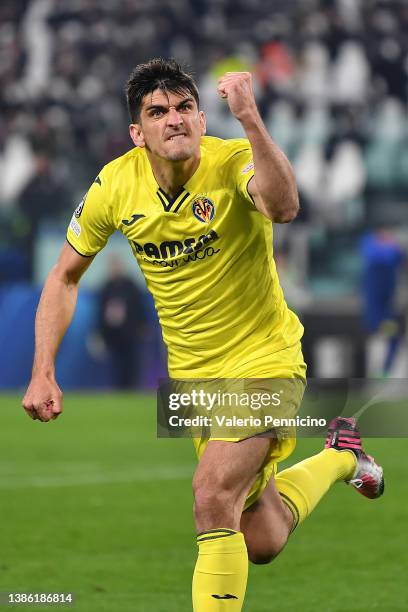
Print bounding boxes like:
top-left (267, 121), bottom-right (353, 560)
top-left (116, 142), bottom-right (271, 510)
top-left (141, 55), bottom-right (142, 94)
top-left (66, 136), bottom-right (305, 379)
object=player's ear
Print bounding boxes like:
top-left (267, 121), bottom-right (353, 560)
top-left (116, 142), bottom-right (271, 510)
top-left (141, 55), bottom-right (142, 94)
top-left (199, 111), bottom-right (206, 136)
top-left (129, 123), bottom-right (145, 148)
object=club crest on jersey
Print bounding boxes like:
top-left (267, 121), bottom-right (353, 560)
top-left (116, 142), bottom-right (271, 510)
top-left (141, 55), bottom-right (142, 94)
top-left (192, 197), bottom-right (215, 223)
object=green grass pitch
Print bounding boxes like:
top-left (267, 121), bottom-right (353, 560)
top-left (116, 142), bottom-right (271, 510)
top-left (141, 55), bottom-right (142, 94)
top-left (0, 393), bottom-right (407, 611)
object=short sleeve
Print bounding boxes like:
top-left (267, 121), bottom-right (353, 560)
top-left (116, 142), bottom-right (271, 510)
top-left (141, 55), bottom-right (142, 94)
top-left (224, 139), bottom-right (255, 203)
top-left (66, 168), bottom-right (115, 257)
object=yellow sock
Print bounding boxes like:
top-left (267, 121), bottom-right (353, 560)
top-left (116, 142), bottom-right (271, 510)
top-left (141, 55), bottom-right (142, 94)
top-left (192, 530), bottom-right (248, 611)
top-left (275, 449), bottom-right (356, 529)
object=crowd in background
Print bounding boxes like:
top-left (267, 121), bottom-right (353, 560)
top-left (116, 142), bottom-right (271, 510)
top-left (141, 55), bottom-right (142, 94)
top-left (0, 0), bottom-right (407, 384)
top-left (0, 0), bottom-right (407, 290)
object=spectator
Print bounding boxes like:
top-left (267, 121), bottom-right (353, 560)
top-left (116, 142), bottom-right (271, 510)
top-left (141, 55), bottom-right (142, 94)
top-left (98, 256), bottom-right (148, 389)
top-left (360, 229), bottom-right (405, 377)
top-left (17, 151), bottom-right (69, 277)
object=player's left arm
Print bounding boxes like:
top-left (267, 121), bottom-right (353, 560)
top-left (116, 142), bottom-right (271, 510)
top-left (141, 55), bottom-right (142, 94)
top-left (218, 72), bottom-right (299, 223)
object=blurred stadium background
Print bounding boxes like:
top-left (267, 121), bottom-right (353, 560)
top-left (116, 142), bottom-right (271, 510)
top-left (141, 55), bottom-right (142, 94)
top-left (1, 2), bottom-right (408, 610)
top-left (0, 0), bottom-right (407, 387)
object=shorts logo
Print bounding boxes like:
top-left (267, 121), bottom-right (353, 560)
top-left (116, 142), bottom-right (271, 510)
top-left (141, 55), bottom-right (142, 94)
top-left (192, 197), bottom-right (215, 223)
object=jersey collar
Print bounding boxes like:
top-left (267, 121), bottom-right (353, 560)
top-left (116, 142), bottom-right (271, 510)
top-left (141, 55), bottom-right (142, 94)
top-left (142, 139), bottom-right (209, 213)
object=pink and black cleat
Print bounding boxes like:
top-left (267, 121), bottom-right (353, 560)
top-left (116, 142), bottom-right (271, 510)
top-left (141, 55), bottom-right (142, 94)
top-left (325, 417), bottom-right (384, 499)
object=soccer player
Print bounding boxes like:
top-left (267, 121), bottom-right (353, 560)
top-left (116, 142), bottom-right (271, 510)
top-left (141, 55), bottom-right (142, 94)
top-left (22, 59), bottom-right (384, 611)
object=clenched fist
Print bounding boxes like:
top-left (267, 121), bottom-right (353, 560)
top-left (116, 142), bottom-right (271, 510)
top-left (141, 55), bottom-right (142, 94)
top-left (217, 72), bottom-right (258, 121)
top-left (22, 375), bottom-right (63, 422)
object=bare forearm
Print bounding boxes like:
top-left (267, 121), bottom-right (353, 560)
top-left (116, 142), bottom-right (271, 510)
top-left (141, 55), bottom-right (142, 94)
top-left (32, 267), bottom-right (78, 378)
top-left (240, 110), bottom-right (299, 222)
top-left (23, 242), bottom-right (92, 422)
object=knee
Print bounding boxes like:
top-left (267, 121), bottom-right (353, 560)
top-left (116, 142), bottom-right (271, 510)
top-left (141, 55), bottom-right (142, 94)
top-left (248, 551), bottom-right (275, 565)
top-left (247, 533), bottom-right (288, 565)
top-left (193, 476), bottom-right (237, 527)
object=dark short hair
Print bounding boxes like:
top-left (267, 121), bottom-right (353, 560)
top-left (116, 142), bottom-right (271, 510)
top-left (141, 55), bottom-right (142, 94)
top-left (126, 58), bottom-right (200, 123)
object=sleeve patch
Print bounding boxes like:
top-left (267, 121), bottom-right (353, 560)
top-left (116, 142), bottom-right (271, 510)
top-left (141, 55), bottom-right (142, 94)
top-left (74, 193), bottom-right (87, 218)
top-left (69, 216), bottom-right (81, 237)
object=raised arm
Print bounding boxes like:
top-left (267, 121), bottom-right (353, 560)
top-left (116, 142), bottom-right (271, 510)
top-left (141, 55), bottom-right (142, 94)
top-left (22, 242), bottom-right (94, 422)
top-left (217, 72), bottom-right (299, 223)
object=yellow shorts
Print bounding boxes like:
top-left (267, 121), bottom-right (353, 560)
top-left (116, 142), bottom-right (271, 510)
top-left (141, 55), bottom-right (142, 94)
top-left (170, 342), bottom-right (307, 509)
top-left (192, 375), bottom-right (306, 510)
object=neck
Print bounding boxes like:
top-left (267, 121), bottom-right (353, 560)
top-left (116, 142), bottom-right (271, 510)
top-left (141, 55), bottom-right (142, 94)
top-left (147, 152), bottom-right (200, 198)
